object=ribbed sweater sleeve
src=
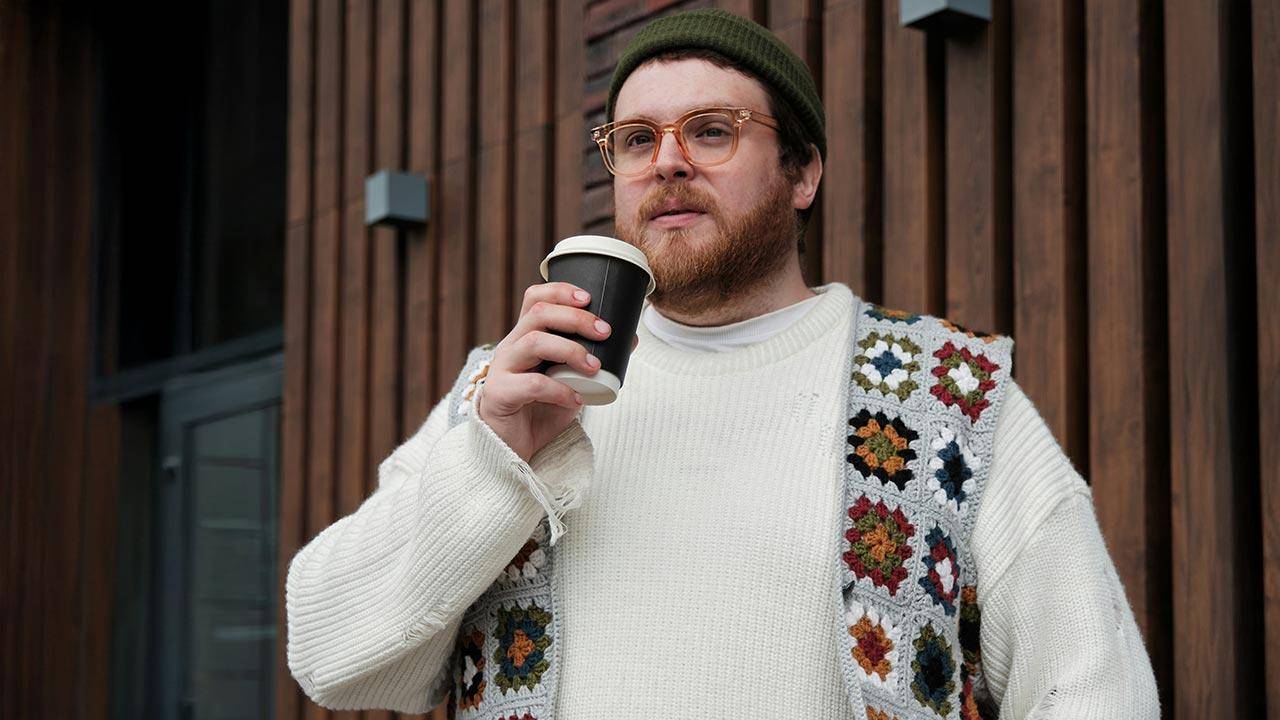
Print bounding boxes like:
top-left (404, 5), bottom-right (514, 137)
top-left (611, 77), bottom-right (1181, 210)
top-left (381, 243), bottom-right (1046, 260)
top-left (973, 381), bottom-right (1159, 718)
top-left (284, 394), bottom-right (595, 712)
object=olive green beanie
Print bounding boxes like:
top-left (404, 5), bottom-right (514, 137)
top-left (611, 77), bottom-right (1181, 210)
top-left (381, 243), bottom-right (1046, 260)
top-left (605, 7), bottom-right (826, 160)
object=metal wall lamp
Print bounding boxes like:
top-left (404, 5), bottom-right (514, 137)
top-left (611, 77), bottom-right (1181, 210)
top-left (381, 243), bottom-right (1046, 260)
top-left (364, 170), bottom-right (429, 228)
top-left (901, 0), bottom-right (991, 33)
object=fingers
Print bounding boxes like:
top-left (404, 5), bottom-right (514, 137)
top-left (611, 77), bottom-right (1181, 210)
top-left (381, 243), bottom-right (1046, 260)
top-left (485, 370), bottom-right (583, 413)
top-left (506, 299), bottom-right (611, 353)
top-left (500, 330), bottom-right (601, 375)
top-left (520, 281), bottom-right (591, 318)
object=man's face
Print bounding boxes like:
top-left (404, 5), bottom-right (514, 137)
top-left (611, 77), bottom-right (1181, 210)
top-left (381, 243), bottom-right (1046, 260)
top-left (611, 58), bottom-right (804, 317)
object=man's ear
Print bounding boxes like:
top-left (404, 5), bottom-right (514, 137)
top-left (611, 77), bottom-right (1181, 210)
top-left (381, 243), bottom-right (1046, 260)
top-left (791, 142), bottom-right (823, 211)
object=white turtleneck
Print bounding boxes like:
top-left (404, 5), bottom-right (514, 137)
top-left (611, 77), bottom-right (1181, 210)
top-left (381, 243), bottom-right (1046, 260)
top-left (285, 282), bottom-right (1159, 719)
top-left (639, 290), bottom-right (825, 351)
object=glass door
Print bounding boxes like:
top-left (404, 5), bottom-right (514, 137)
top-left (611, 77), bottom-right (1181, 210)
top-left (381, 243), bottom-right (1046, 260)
top-left (156, 353), bottom-right (282, 720)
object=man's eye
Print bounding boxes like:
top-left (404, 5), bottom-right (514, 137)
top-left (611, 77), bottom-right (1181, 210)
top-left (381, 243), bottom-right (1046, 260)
top-left (625, 133), bottom-right (653, 148)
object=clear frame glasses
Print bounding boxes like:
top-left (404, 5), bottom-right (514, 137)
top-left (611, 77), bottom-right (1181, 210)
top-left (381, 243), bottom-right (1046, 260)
top-left (589, 106), bottom-right (780, 177)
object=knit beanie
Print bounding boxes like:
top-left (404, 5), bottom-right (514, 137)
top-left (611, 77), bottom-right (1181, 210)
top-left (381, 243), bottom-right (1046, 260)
top-left (605, 7), bottom-right (826, 161)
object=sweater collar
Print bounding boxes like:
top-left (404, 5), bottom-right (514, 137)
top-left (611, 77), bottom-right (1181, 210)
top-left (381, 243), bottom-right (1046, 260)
top-left (632, 281), bottom-right (857, 375)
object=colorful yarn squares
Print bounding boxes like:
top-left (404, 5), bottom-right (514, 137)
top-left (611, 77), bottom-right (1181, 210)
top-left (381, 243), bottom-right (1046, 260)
top-left (853, 331), bottom-right (924, 402)
top-left (492, 603), bottom-right (552, 694)
top-left (843, 494), bottom-right (916, 596)
top-left (928, 426), bottom-right (980, 517)
top-left (929, 342), bottom-right (1000, 423)
top-left (455, 625), bottom-right (487, 710)
top-left (846, 600), bottom-right (904, 689)
top-left (911, 623), bottom-right (957, 717)
top-left (847, 409), bottom-right (920, 492)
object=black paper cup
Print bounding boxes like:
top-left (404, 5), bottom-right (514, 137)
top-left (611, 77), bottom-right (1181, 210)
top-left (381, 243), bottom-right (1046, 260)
top-left (537, 235), bottom-right (654, 405)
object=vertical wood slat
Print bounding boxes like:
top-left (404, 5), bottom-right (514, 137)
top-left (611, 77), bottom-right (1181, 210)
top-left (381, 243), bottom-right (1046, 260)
top-left (715, 0), bottom-right (766, 23)
top-left (23, 12), bottom-right (52, 713)
top-left (943, 0), bottom-right (1010, 334)
top-left (47, 19), bottom-right (91, 718)
top-left (0, 6), bottom-right (32, 709)
top-left (768, 0), bottom-right (824, 284)
top-left (80, 404), bottom-right (121, 720)
top-left (476, 0), bottom-right (515, 343)
top-left (1011, 0), bottom-right (1087, 467)
top-left (279, 0), bottom-right (316, 714)
top-left (336, 0), bottom-right (373, 527)
top-left (404, 0), bottom-right (440, 430)
top-left (1, 9), bottom-right (36, 714)
top-left (554, 0), bottom-right (587, 244)
top-left (368, 0), bottom-right (406, 502)
top-left (1253, 0), bottom-right (1280, 714)
top-left (1084, 0), bottom-right (1171, 706)
top-left (1165, 0), bottom-right (1255, 716)
top-left (436, 0), bottom-right (476, 394)
top-left (512, 0), bottom-right (556, 324)
top-left (305, 2), bottom-right (344, 719)
top-left (881, 0), bottom-right (941, 314)
top-left (821, 0), bottom-right (880, 297)
top-left (334, 3), bottom-right (372, 719)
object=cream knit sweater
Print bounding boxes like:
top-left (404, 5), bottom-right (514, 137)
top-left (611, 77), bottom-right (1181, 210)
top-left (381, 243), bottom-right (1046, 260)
top-left (285, 282), bottom-right (1159, 718)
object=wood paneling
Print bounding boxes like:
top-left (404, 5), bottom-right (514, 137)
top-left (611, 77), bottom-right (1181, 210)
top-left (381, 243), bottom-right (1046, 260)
top-left (0, 4), bottom-right (98, 718)
top-left (278, 0), bottom-right (315, 716)
top-left (512, 0), bottom-right (557, 323)
top-left (404, 0), bottom-right (440, 429)
top-left (1011, 0), bottom-right (1087, 467)
top-left (1255, 0), bottom-right (1280, 713)
top-left (821, 0), bottom-right (880, 297)
top-left (1165, 0), bottom-right (1263, 716)
top-left (475, 0), bottom-right (515, 344)
top-left (1085, 0), bottom-right (1171, 708)
top-left (555, 0), bottom-right (588, 242)
top-left (436, 0), bottom-right (476, 392)
top-left (369, 0), bottom-right (406, 505)
top-left (943, 0), bottom-right (1009, 334)
top-left (881, 0), bottom-right (942, 315)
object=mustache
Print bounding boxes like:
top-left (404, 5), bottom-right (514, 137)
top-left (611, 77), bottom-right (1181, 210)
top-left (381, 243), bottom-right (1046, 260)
top-left (636, 186), bottom-right (718, 221)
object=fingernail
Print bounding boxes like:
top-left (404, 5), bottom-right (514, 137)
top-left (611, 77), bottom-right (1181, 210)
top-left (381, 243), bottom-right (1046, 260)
top-left (586, 354), bottom-right (600, 367)
top-left (574, 290), bottom-right (589, 302)
top-left (573, 392), bottom-right (584, 404)
top-left (595, 319), bottom-right (610, 334)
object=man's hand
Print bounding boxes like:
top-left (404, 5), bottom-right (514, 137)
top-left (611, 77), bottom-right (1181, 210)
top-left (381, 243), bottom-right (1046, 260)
top-left (477, 282), bottom-right (621, 463)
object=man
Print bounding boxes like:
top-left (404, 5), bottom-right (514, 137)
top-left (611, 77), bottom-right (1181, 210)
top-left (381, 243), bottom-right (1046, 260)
top-left (285, 8), bottom-right (1159, 719)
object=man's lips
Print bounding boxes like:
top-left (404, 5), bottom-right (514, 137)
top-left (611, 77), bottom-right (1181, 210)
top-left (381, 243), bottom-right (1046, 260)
top-left (648, 210), bottom-right (706, 228)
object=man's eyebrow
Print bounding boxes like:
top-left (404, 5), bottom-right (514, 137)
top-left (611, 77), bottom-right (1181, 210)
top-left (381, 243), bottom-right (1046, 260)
top-left (620, 100), bottom-right (742, 122)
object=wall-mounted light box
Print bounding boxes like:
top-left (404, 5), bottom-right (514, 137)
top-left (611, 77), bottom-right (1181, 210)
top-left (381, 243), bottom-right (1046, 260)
top-left (901, 0), bottom-right (990, 33)
top-left (365, 170), bottom-right (429, 228)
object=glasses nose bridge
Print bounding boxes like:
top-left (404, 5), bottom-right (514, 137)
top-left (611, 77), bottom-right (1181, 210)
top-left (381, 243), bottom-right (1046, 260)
top-left (652, 122), bottom-right (691, 165)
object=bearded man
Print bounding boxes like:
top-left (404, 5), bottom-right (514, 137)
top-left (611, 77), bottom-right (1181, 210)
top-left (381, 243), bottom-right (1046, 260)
top-left (285, 8), bottom-right (1159, 719)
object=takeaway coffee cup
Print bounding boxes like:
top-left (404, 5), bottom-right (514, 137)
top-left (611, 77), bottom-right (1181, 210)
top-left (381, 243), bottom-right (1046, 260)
top-left (537, 235), bottom-right (654, 405)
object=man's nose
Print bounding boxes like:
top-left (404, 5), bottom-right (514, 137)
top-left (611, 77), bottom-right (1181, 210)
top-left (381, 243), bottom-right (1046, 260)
top-left (652, 130), bottom-right (694, 182)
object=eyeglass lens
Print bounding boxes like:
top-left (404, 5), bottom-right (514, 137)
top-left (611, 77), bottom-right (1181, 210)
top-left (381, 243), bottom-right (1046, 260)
top-left (605, 111), bottom-right (737, 174)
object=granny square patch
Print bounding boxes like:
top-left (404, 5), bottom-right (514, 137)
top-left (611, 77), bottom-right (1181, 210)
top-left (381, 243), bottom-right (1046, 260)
top-left (847, 409), bottom-right (920, 491)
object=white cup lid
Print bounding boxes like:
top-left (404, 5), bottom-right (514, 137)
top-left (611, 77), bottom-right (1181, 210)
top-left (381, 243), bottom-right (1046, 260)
top-left (539, 235), bottom-right (655, 296)
top-left (546, 365), bottom-right (621, 405)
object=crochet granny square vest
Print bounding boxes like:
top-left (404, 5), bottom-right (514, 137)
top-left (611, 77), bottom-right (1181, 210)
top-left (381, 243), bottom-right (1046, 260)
top-left (425, 295), bottom-right (1014, 720)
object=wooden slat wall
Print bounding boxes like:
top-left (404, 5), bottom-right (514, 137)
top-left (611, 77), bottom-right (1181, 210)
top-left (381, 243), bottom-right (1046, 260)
top-left (0, 3), bottom-right (107, 719)
top-left (1255, 0), bottom-right (1279, 713)
top-left (881, 0), bottom-right (942, 315)
top-left (1165, 0), bottom-right (1263, 717)
top-left (278, 0), bottom-right (581, 717)
top-left (271, 0), bottom-right (1276, 718)
top-left (1085, 0), bottom-right (1171, 708)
